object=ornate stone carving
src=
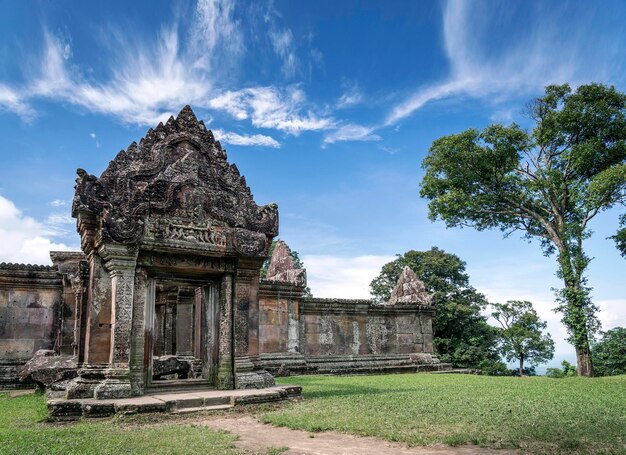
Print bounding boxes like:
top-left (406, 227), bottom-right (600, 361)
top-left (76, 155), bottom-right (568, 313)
top-left (111, 271), bottom-right (135, 365)
top-left (72, 105), bottom-right (277, 257)
top-left (387, 266), bottom-right (434, 306)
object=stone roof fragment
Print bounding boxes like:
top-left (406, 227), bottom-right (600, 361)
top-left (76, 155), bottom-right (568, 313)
top-left (387, 266), bottom-right (434, 305)
top-left (265, 240), bottom-right (307, 286)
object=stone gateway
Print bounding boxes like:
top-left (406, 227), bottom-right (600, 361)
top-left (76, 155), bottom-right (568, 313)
top-left (0, 106), bottom-right (450, 413)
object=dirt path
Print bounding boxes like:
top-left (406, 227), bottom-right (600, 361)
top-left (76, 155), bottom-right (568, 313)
top-left (200, 416), bottom-right (519, 455)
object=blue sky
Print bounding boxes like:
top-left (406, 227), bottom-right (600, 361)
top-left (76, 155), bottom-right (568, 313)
top-left (0, 0), bottom-right (624, 368)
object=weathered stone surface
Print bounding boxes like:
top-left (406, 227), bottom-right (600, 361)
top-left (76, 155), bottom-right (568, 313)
top-left (387, 266), bottom-right (434, 305)
top-left (72, 105), bottom-right (277, 257)
top-left (152, 355), bottom-right (191, 379)
top-left (19, 350), bottom-right (78, 387)
top-left (265, 240), bottom-right (306, 286)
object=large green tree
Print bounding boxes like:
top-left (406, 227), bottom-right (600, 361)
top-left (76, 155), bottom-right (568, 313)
top-left (591, 327), bottom-right (626, 376)
top-left (370, 248), bottom-right (503, 372)
top-left (420, 83), bottom-right (626, 376)
top-left (492, 300), bottom-right (555, 376)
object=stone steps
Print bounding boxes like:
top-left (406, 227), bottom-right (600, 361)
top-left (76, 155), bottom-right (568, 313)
top-left (47, 384), bottom-right (302, 421)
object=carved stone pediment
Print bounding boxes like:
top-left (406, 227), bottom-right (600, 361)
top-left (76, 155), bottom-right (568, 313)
top-left (72, 106), bottom-right (278, 257)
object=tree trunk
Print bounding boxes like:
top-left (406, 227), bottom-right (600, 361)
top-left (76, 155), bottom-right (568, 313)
top-left (576, 344), bottom-right (594, 377)
top-left (556, 248), bottom-right (595, 377)
top-left (519, 355), bottom-right (524, 377)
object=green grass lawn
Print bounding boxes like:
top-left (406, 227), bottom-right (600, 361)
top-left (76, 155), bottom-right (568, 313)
top-left (266, 374), bottom-right (626, 455)
top-left (2, 375), bottom-right (625, 455)
top-left (0, 392), bottom-right (239, 455)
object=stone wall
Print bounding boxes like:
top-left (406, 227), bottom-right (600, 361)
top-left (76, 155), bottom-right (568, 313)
top-left (257, 280), bottom-right (447, 375)
top-left (298, 298), bottom-right (433, 356)
top-left (0, 263), bottom-right (64, 388)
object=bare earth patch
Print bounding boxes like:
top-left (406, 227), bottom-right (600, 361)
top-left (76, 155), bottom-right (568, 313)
top-left (200, 416), bottom-right (519, 455)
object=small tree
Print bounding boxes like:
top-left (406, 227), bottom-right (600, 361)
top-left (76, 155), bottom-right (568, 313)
top-left (592, 327), bottom-right (626, 376)
top-left (492, 301), bottom-right (555, 376)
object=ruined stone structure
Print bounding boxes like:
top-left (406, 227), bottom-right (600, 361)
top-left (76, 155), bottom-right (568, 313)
top-left (0, 106), bottom-right (448, 401)
top-left (257, 242), bottom-right (446, 375)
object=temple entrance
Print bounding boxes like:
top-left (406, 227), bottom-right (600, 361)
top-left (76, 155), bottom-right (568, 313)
top-left (145, 276), bottom-right (220, 389)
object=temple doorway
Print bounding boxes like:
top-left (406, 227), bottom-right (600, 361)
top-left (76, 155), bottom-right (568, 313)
top-left (145, 276), bottom-right (220, 389)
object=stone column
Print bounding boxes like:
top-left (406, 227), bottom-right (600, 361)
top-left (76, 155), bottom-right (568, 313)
top-left (233, 259), bottom-right (274, 389)
top-left (217, 273), bottom-right (234, 389)
top-left (66, 252), bottom-right (111, 399)
top-left (129, 267), bottom-right (147, 396)
top-left (93, 244), bottom-right (137, 399)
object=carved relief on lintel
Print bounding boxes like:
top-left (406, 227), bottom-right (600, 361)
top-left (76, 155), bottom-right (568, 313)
top-left (137, 252), bottom-right (235, 273)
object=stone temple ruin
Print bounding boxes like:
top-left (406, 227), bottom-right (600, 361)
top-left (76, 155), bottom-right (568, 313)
top-left (0, 106), bottom-right (450, 416)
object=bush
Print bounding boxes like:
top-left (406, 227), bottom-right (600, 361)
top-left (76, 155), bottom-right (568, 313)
top-left (545, 361), bottom-right (576, 378)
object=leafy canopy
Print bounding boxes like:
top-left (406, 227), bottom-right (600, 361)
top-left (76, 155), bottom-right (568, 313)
top-left (421, 84), bottom-right (626, 257)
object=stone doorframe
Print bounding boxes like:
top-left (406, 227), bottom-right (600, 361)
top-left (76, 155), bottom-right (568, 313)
top-left (142, 275), bottom-right (221, 389)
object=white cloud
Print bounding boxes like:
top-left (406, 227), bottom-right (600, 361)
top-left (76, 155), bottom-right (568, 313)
top-left (90, 132), bottom-right (96, 139)
top-left (336, 85), bottom-right (363, 109)
top-left (302, 254), bottom-right (394, 299)
top-left (385, 0), bottom-right (620, 125)
top-left (323, 123), bottom-right (381, 144)
top-left (0, 1), bottom-right (334, 136)
top-left (213, 129), bottom-right (280, 148)
top-left (190, 0), bottom-right (244, 70)
top-left (49, 199), bottom-right (69, 208)
top-left (0, 83), bottom-right (33, 119)
top-left (597, 299), bottom-right (626, 332)
top-left (269, 28), bottom-right (298, 79)
top-left (29, 29), bottom-right (212, 125)
top-left (209, 86), bottom-right (334, 134)
top-left (0, 195), bottom-right (73, 265)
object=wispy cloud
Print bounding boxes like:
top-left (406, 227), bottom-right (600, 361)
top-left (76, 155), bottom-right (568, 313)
top-left (213, 128), bottom-right (280, 148)
top-left (0, 84), bottom-right (33, 118)
top-left (190, 0), bottom-right (244, 70)
top-left (336, 84), bottom-right (363, 109)
top-left (323, 123), bottom-right (381, 144)
top-left (385, 0), bottom-right (624, 125)
top-left (209, 86), bottom-right (334, 134)
top-left (49, 199), bottom-right (72, 208)
top-left (269, 28), bottom-right (298, 79)
top-left (29, 29), bottom-right (211, 125)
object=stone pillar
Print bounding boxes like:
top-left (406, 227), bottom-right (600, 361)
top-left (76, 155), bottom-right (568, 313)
top-left (93, 245), bottom-right (137, 399)
top-left (234, 259), bottom-right (274, 389)
top-left (217, 273), bottom-right (234, 389)
top-left (129, 267), bottom-right (147, 396)
top-left (66, 252), bottom-right (111, 399)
